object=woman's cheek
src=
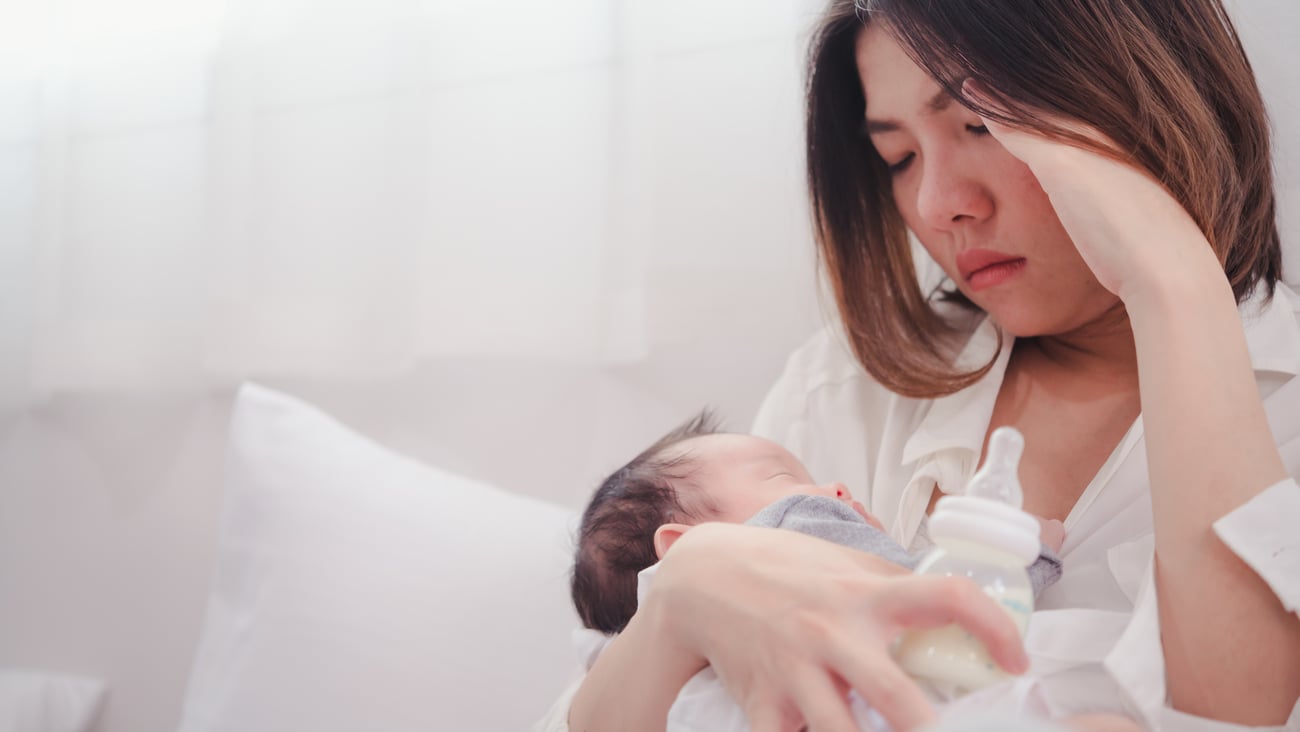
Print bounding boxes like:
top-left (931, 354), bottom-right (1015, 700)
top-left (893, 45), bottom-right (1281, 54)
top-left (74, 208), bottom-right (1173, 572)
top-left (891, 186), bottom-right (926, 247)
top-left (909, 230), bottom-right (955, 279)
top-left (893, 185), bottom-right (960, 283)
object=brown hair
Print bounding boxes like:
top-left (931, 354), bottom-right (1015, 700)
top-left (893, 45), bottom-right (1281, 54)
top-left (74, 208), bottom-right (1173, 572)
top-left (571, 410), bottom-right (721, 634)
top-left (806, 0), bottom-right (1282, 398)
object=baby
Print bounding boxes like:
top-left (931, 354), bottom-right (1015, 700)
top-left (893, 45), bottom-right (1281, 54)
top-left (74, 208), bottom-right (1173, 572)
top-left (571, 410), bottom-right (1064, 635)
top-left (569, 411), bottom-right (1140, 732)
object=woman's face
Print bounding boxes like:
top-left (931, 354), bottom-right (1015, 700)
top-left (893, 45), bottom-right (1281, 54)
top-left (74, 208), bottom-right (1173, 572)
top-left (856, 24), bottom-right (1121, 338)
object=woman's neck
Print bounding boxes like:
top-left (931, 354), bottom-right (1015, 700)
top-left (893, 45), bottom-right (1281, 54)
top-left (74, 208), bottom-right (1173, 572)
top-left (1018, 303), bottom-right (1140, 385)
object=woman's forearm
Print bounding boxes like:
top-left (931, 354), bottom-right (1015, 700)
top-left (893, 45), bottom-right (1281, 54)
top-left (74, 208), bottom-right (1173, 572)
top-left (568, 595), bottom-right (706, 732)
top-left (1126, 252), bottom-right (1300, 724)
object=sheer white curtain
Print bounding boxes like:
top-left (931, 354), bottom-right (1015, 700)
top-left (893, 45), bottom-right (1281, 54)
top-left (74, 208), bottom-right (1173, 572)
top-left (0, 0), bottom-right (820, 411)
top-left (1, 0), bottom-right (1296, 413)
top-left (3, 0), bottom-right (648, 410)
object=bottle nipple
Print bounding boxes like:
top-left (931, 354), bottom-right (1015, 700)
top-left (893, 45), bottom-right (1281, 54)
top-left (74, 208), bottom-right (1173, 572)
top-left (966, 426), bottom-right (1025, 508)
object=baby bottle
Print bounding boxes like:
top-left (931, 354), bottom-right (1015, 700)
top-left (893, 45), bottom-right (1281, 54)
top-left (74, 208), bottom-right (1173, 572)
top-left (894, 426), bottom-right (1040, 694)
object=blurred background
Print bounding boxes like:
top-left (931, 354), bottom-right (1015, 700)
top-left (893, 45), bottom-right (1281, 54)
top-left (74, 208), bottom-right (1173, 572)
top-left (0, 1), bottom-right (1296, 731)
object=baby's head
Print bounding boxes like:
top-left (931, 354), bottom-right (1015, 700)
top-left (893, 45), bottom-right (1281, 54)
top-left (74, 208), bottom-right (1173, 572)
top-left (571, 410), bottom-right (863, 633)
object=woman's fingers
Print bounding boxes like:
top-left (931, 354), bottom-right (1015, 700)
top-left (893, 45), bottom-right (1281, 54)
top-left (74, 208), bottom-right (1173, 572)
top-left (745, 665), bottom-right (892, 732)
top-left (957, 76), bottom-right (1195, 299)
top-left (655, 526), bottom-right (1033, 732)
top-left (960, 78), bottom-right (1031, 149)
top-left (960, 78), bottom-right (1120, 179)
top-left (745, 698), bottom-right (797, 732)
top-left (828, 645), bottom-right (936, 732)
top-left (960, 78), bottom-right (1011, 133)
top-left (876, 575), bottom-right (1029, 674)
top-left (789, 669), bottom-right (860, 732)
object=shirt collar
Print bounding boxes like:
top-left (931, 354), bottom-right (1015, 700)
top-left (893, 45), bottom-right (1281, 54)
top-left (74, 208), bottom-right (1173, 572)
top-left (900, 316), bottom-right (1013, 467)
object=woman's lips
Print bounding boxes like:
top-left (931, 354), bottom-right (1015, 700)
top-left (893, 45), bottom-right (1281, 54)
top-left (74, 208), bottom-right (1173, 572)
top-left (956, 248), bottom-right (1027, 292)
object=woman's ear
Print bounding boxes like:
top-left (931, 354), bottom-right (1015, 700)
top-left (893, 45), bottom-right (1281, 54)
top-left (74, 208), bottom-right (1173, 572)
top-left (653, 523), bottom-right (691, 560)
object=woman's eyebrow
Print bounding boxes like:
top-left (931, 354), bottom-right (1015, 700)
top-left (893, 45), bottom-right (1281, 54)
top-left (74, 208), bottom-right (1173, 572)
top-left (864, 88), bottom-right (954, 134)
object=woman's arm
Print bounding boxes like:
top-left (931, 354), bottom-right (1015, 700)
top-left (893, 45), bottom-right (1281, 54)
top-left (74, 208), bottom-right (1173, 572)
top-left (567, 521), bottom-right (1029, 732)
top-left (568, 594), bottom-right (706, 731)
top-left (569, 325), bottom-right (1031, 731)
top-left (1126, 259), bottom-right (1300, 724)
top-left (969, 83), bottom-right (1300, 723)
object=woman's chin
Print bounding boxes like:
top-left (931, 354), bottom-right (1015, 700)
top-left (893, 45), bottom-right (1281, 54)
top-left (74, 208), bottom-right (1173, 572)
top-left (980, 292), bottom-right (1121, 340)
top-left (979, 307), bottom-right (1055, 339)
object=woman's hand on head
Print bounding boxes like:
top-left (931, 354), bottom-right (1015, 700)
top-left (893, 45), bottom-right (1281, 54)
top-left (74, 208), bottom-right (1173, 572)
top-left (646, 522), bottom-right (1030, 732)
top-left (961, 80), bottom-right (1223, 307)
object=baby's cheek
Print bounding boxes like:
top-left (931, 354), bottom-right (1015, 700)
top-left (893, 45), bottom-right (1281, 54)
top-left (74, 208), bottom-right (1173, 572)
top-left (853, 502), bottom-right (887, 532)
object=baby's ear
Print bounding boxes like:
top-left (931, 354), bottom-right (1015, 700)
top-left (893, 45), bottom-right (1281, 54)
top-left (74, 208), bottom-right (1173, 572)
top-left (653, 523), bottom-right (691, 560)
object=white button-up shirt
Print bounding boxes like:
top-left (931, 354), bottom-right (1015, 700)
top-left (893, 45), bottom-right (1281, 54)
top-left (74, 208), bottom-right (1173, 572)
top-left (750, 282), bottom-right (1300, 730)
top-left (538, 283), bottom-right (1300, 732)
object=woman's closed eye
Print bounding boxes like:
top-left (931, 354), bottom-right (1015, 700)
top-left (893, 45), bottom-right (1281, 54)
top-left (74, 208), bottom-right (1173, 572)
top-left (886, 124), bottom-right (991, 176)
top-left (888, 153), bottom-right (915, 175)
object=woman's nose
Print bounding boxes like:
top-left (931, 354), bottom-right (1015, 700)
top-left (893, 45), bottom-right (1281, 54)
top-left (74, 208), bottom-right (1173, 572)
top-left (915, 159), bottom-right (994, 232)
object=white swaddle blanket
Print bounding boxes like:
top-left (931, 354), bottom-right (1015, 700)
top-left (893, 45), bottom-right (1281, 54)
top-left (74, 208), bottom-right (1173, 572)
top-left (666, 663), bottom-right (1051, 731)
top-left (569, 494), bottom-right (1075, 732)
top-left (570, 600), bottom-right (1129, 732)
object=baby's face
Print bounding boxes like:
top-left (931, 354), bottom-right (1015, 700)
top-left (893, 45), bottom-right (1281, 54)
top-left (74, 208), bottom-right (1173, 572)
top-left (674, 434), bottom-right (879, 527)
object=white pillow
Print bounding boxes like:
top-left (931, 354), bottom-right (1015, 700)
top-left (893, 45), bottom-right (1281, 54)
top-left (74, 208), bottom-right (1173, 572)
top-left (178, 384), bottom-right (582, 732)
top-left (0, 670), bottom-right (105, 732)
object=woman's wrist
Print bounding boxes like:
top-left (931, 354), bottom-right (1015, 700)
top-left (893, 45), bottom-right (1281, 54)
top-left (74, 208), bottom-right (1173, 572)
top-left (642, 523), bottom-right (725, 668)
top-left (1119, 229), bottom-right (1286, 521)
top-left (637, 573), bottom-right (709, 672)
top-left (567, 529), bottom-right (715, 731)
top-left (1117, 239), bottom-right (1232, 325)
top-left (569, 595), bottom-right (708, 732)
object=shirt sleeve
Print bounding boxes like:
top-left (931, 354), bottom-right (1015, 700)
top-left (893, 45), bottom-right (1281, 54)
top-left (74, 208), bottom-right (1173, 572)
top-left (1212, 478), bottom-right (1300, 613)
top-left (534, 678), bottom-right (582, 732)
top-left (1104, 478), bottom-right (1300, 731)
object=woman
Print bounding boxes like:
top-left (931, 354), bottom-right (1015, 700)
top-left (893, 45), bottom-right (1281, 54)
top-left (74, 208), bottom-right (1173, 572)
top-left (552, 1), bottom-right (1300, 729)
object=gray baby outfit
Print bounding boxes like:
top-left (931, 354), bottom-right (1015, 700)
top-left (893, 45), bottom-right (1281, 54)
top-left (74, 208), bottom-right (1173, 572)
top-left (745, 494), bottom-right (1063, 596)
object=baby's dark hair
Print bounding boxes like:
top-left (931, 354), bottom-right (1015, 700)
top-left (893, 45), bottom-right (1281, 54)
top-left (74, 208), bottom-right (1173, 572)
top-left (571, 410), bottom-right (722, 633)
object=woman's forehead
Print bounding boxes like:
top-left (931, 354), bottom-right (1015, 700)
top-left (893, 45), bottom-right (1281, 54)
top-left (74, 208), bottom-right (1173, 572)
top-left (856, 23), bottom-right (947, 124)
